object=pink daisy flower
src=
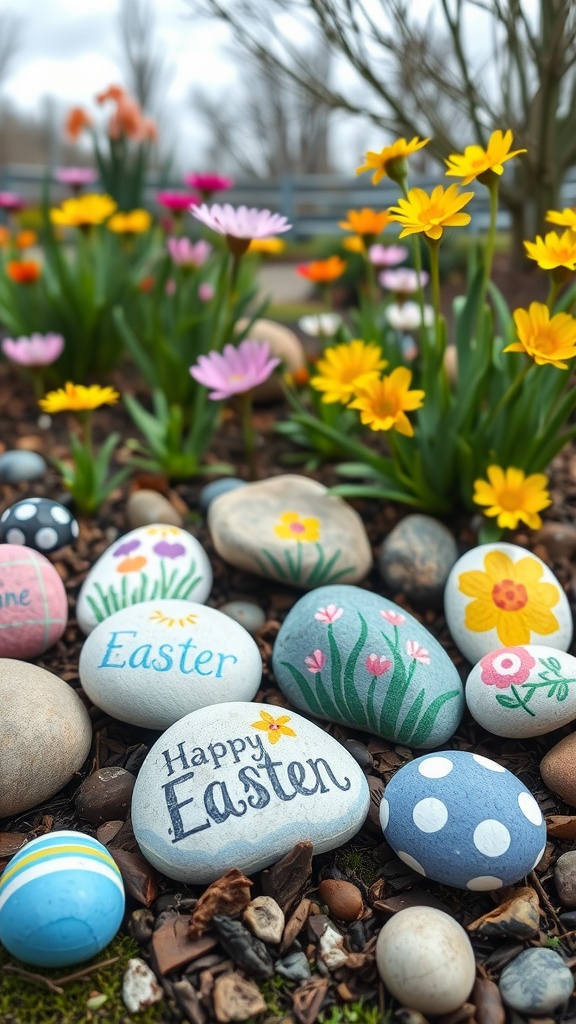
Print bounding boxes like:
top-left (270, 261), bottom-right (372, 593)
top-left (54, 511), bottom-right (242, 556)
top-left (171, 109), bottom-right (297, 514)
top-left (190, 339), bottom-right (280, 401)
top-left (55, 167), bottom-right (98, 189)
top-left (157, 191), bottom-right (200, 213)
top-left (190, 203), bottom-right (291, 254)
top-left (184, 173), bottom-right (234, 198)
top-left (2, 332), bottom-right (64, 367)
top-left (305, 650), bottom-right (326, 674)
top-left (167, 237), bottom-right (212, 267)
top-left (381, 609), bottom-right (406, 626)
top-left (365, 654), bottom-right (392, 676)
top-left (314, 605), bottom-right (344, 624)
top-left (0, 192), bottom-right (26, 213)
top-left (406, 640), bottom-right (430, 664)
top-left (368, 244), bottom-right (409, 267)
top-left (380, 268), bottom-right (429, 293)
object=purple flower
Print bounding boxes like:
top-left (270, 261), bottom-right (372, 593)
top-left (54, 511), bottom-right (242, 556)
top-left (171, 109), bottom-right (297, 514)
top-left (368, 244), bottom-right (409, 267)
top-left (2, 333), bottom-right (64, 367)
top-left (190, 203), bottom-right (291, 242)
top-left (55, 167), bottom-right (98, 188)
top-left (0, 192), bottom-right (26, 213)
top-left (190, 339), bottom-right (280, 401)
top-left (153, 541), bottom-right (185, 558)
top-left (167, 237), bottom-right (212, 267)
top-left (113, 539), bottom-right (141, 557)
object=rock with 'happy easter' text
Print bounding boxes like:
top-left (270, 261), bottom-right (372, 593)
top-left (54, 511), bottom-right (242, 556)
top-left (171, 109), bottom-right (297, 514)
top-left (79, 600), bottom-right (262, 730)
top-left (0, 545), bottom-right (68, 659)
top-left (76, 525), bottom-right (212, 634)
top-left (380, 750), bottom-right (546, 890)
top-left (444, 543), bottom-right (572, 664)
top-left (131, 701), bottom-right (370, 883)
top-left (272, 585), bottom-right (463, 749)
top-left (466, 645), bottom-right (576, 738)
top-left (208, 475), bottom-right (371, 589)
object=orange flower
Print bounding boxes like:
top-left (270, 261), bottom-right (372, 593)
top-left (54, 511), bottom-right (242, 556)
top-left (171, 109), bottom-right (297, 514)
top-left (16, 230), bottom-right (37, 250)
top-left (6, 260), bottom-right (41, 284)
top-left (338, 208), bottom-right (391, 235)
top-left (96, 84), bottom-right (126, 104)
top-left (65, 106), bottom-right (92, 141)
top-left (0, 226), bottom-right (10, 247)
top-left (109, 95), bottom-right (145, 140)
top-left (296, 256), bottom-right (346, 283)
top-left (116, 556), bottom-right (147, 573)
top-left (140, 117), bottom-right (158, 143)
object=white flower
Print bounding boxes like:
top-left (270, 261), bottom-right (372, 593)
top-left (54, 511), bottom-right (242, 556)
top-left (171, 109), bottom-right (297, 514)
top-left (298, 313), bottom-right (343, 338)
top-left (386, 301), bottom-right (434, 332)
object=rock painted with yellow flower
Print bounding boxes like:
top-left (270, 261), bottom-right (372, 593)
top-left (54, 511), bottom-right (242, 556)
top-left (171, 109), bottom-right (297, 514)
top-left (273, 585), bottom-right (464, 749)
top-left (208, 475), bottom-right (372, 589)
top-left (444, 543), bottom-right (572, 664)
top-left (79, 600), bottom-right (262, 730)
top-left (76, 525), bottom-right (212, 634)
top-left (131, 701), bottom-right (369, 883)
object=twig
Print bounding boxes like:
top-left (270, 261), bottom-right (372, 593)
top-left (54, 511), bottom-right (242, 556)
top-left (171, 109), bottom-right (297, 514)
top-left (1, 965), bottom-right (64, 994)
top-left (55, 955), bottom-right (120, 984)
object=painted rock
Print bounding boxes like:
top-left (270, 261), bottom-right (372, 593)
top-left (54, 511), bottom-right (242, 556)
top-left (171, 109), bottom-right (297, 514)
top-left (499, 947), bottom-right (574, 1014)
top-left (444, 543), bottom-right (572, 664)
top-left (126, 489), bottom-right (183, 530)
top-left (131, 701), bottom-right (370, 883)
top-left (0, 450), bottom-right (47, 484)
top-left (0, 660), bottom-right (92, 817)
top-left (380, 750), bottom-right (546, 890)
top-left (0, 830), bottom-right (124, 967)
top-left (540, 733), bottom-right (576, 807)
top-left (79, 600), bottom-right (262, 730)
top-left (466, 645), bottom-right (576, 738)
top-left (208, 476), bottom-right (371, 589)
top-left (378, 514), bottom-right (458, 606)
top-left (0, 544), bottom-right (68, 659)
top-left (272, 585), bottom-right (463, 749)
top-left (375, 906), bottom-right (476, 1015)
top-left (0, 497), bottom-right (79, 552)
top-left (76, 524), bottom-right (212, 634)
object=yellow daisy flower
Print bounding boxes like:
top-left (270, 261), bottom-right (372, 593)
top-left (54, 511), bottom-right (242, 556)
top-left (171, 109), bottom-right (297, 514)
top-left (445, 129), bottom-right (526, 186)
top-left (356, 137), bottom-right (430, 185)
top-left (310, 339), bottom-right (387, 405)
top-left (251, 709), bottom-right (297, 744)
top-left (342, 235), bottom-right (365, 254)
top-left (248, 237), bottom-right (286, 254)
top-left (504, 302), bottom-right (576, 369)
top-left (524, 230), bottom-right (576, 271)
top-left (473, 466), bottom-right (551, 530)
top-left (39, 382), bottom-right (120, 413)
top-left (107, 209), bottom-right (152, 234)
top-left (348, 367), bottom-right (425, 436)
top-left (389, 184), bottom-right (474, 241)
top-left (546, 208), bottom-right (576, 230)
top-left (338, 208), bottom-right (391, 236)
top-left (274, 512), bottom-right (320, 543)
top-left (50, 194), bottom-right (117, 228)
top-left (458, 549), bottom-right (559, 646)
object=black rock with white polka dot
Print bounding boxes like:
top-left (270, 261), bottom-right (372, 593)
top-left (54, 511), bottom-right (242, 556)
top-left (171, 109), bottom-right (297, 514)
top-left (0, 498), bottom-right (79, 553)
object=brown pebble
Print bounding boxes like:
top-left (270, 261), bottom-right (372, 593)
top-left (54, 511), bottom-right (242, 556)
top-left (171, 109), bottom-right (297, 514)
top-left (96, 820), bottom-right (124, 846)
top-left (540, 733), bottom-right (576, 807)
top-left (126, 489), bottom-right (183, 529)
top-left (318, 879), bottom-right (363, 922)
top-left (366, 775), bottom-right (384, 831)
top-left (213, 972), bottom-right (267, 1022)
top-left (534, 522), bottom-right (576, 560)
top-left (75, 767), bottom-right (136, 824)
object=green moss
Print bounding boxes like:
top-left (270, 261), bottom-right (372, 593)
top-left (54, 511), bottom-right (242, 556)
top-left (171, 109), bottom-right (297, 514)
top-left (333, 842), bottom-right (380, 888)
top-left (0, 933), bottom-right (169, 1024)
top-left (319, 1001), bottom-right (391, 1024)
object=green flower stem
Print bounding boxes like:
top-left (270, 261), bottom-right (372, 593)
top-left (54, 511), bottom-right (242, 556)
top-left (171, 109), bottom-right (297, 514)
top-left (547, 276), bottom-right (561, 311)
top-left (482, 181), bottom-right (499, 303)
top-left (79, 410), bottom-right (93, 455)
top-left (481, 362), bottom-right (532, 434)
top-left (238, 390), bottom-right (257, 480)
top-left (398, 178), bottom-right (428, 359)
top-left (31, 370), bottom-right (45, 403)
top-left (427, 239), bottom-right (443, 356)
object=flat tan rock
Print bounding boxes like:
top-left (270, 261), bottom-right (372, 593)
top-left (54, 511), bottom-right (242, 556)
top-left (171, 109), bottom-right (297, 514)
top-left (236, 318), bottom-right (306, 401)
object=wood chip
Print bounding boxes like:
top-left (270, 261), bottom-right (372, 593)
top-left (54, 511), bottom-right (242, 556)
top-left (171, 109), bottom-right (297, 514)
top-left (261, 841), bottom-right (313, 915)
top-left (468, 885), bottom-right (540, 939)
top-left (172, 978), bottom-right (207, 1024)
top-left (109, 848), bottom-right (158, 906)
top-left (0, 832), bottom-right (28, 857)
top-left (372, 888), bottom-right (449, 914)
top-left (546, 814), bottom-right (576, 839)
top-left (189, 869), bottom-right (253, 939)
top-left (152, 914), bottom-right (217, 976)
top-left (280, 898), bottom-right (312, 954)
top-left (292, 976), bottom-right (330, 1024)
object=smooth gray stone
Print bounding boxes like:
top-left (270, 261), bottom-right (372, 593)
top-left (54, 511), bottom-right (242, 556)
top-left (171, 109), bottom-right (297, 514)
top-left (378, 514), bottom-right (458, 606)
top-left (499, 947), bottom-right (573, 1013)
top-left (275, 951), bottom-right (311, 981)
top-left (0, 450), bottom-right (47, 484)
top-left (555, 850), bottom-right (576, 908)
top-left (199, 477), bottom-right (246, 512)
top-left (219, 600), bottom-right (266, 635)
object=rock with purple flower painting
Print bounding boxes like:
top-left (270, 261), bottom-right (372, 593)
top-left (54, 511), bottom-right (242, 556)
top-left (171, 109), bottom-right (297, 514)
top-left (465, 645), bottom-right (576, 738)
top-left (208, 476), bottom-right (371, 590)
top-left (76, 525), bottom-right (212, 634)
top-left (272, 585), bottom-right (463, 749)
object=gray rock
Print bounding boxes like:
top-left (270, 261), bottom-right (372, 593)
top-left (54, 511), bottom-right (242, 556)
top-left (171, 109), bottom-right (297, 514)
top-left (555, 851), bottom-right (576, 908)
top-left (199, 477), bottom-right (246, 513)
top-left (275, 950), bottom-right (311, 982)
top-left (378, 514), bottom-right (458, 606)
top-left (499, 947), bottom-right (573, 1013)
top-left (220, 600), bottom-right (266, 635)
top-left (126, 490), bottom-right (182, 530)
top-left (0, 450), bottom-right (47, 484)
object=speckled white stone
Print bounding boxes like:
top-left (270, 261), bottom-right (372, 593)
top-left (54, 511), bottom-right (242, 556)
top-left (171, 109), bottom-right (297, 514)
top-left (444, 543), bottom-right (572, 664)
top-left (79, 601), bottom-right (262, 730)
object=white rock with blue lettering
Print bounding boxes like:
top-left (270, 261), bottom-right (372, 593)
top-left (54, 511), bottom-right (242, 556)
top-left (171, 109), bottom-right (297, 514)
top-left (466, 645), bottom-right (576, 738)
top-left (76, 525), bottom-right (212, 634)
top-left (79, 601), bottom-right (262, 731)
top-left (444, 543), bottom-right (572, 664)
top-left (131, 701), bottom-right (370, 883)
top-left (272, 585), bottom-right (463, 749)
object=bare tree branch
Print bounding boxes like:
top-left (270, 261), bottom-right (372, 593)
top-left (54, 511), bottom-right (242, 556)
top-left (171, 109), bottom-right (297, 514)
top-left (118, 0), bottom-right (170, 115)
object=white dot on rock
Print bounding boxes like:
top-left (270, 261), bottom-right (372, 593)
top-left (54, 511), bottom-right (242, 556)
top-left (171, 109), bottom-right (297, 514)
top-left (418, 756), bottom-right (454, 778)
top-left (6, 528), bottom-right (26, 545)
top-left (35, 527), bottom-right (59, 550)
top-left (531, 845), bottom-right (546, 871)
top-left (518, 791), bottom-right (543, 826)
top-left (466, 875), bottom-right (504, 890)
top-left (397, 851), bottom-right (426, 875)
top-left (13, 503), bottom-right (38, 521)
top-left (50, 506), bottom-right (71, 524)
top-left (472, 754), bottom-right (506, 772)
top-left (412, 797), bottom-right (448, 833)
top-left (1, 509), bottom-right (11, 522)
top-left (473, 819), bottom-right (511, 857)
top-left (71, 520), bottom-right (79, 538)
top-left (380, 797), bottom-right (390, 830)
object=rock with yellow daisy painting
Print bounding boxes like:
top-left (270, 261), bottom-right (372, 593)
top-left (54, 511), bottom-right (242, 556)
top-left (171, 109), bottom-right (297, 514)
top-left (131, 701), bottom-right (370, 883)
top-left (76, 525), bottom-right (212, 634)
top-left (444, 543), bottom-right (572, 665)
top-left (207, 475), bottom-right (372, 589)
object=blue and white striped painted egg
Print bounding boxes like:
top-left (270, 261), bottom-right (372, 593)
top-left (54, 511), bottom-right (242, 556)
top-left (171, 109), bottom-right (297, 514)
top-left (0, 830), bottom-right (125, 966)
top-left (380, 751), bottom-right (546, 891)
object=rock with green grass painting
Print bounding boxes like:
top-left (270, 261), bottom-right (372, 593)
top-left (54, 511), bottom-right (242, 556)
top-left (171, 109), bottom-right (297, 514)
top-left (76, 525), bottom-right (212, 634)
top-left (272, 585), bottom-right (464, 749)
top-left (208, 475), bottom-right (371, 589)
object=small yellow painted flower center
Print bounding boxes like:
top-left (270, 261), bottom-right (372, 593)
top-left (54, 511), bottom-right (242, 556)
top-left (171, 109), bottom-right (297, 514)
top-left (492, 579), bottom-right (528, 612)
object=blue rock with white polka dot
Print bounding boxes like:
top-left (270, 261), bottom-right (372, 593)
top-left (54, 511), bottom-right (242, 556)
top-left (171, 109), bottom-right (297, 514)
top-left (0, 498), bottom-right (79, 554)
top-left (380, 750), bottom-right (546, 891)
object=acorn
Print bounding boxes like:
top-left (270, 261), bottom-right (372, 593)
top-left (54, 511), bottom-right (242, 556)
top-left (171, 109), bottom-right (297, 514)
top-left (318, 879), bottom-right (364, 922)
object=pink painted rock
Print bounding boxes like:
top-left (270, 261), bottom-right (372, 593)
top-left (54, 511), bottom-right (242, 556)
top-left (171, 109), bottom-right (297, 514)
top-left (0, 545), bottom-right (67, 659)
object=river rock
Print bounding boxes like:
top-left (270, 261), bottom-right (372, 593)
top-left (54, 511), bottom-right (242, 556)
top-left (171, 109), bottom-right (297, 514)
top-left (131, 701), bottom-right (370, 883)
top-left (444, 543), bottom-right (572, 664)
top-left (126, 490), bottom-right (183, 530)
top-left (499, 947), bottom-right (574, 1014)
top-left (272, 585), bottom-right (463, 749)
top-left (465, 645), bottom-right (576, 738)
top-left (0, 450), bottom-right (47, 484)
top-left (219, 600), bottom-right (266, 635)
top-left (0, 544), bottom-right (68, 659)
top-left (380, 750), bottom-right (546, 890)
top-left (75, 768), bottom-right (136, 825)
top-left (540, 732), bottom-right (576, 806)
top-left (378, 514), bottom-right (458, 606)
top-left (0, 497), bottom-right (79, 552)
top-left (0, 660), bottom-right (92, 817)
top-left (76, 525), bottom-right (212, 634)
top-left (554, 851), bottom-right (576, 908)
top-left (199, 478), bottom-right (246, 513)
top-left (236, 318), bottom-right (306, 401)
top-left (79, 600), bottom-right (262, 730)
top-left (209, 477), bottom-right (372, 590)
top-left (375, 906), bottom-right (476, 1014)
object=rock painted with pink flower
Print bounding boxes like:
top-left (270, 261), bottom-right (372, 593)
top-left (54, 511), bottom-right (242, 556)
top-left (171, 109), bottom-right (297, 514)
top-left (76, 525), bottom-right (212, 634)
top-left (272, 585), bottom-right (463, 748)
top-left (466, 645), bottom-right (576, 738)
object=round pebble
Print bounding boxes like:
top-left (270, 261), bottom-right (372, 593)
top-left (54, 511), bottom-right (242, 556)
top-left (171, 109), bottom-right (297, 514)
top-left (554, 851), bottom-right (576, 908)
top-left (0, 545), bottom-right (68, 660)
top-left (378, 514), bottom-right (458, 606)
top-left (126, 490), bottom-right (183, 530)
top-left (219, 600), bottom-right (266, 635)
top-left (75, 768), bottom-right (136, 825)
top-left (540, 733), bottom-right (576, 807)
top-left (318, 879), bottom-right (363, 922)
top-left (0, 497), bottom-right (79, 553)
top-left (375, 906), bottom-right (476, 1014)
top-left (199, 478), bottom-right (246, 513)
top-left (344, 739), bottom-right (373, 771)
top-left (0, 450), bottom-right (47, 484)
top-left (243, 896), bottom-right (284, 944)
top-left (499, 947), bottom-right (573, 1013)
